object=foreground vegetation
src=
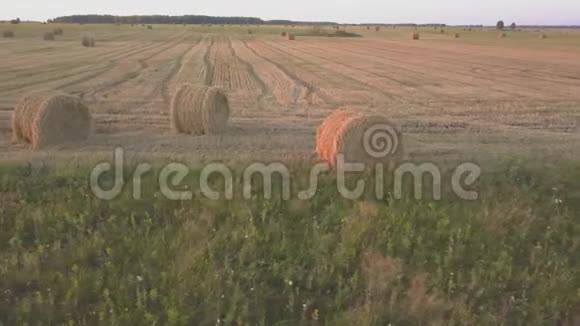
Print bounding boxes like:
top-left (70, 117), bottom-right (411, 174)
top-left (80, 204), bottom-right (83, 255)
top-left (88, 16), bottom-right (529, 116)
top-left (0, 159), bottom-right (579, 325)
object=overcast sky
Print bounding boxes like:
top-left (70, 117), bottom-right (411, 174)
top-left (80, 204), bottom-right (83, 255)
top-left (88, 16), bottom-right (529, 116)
top-left (3, 0), bottom-right (579, 25)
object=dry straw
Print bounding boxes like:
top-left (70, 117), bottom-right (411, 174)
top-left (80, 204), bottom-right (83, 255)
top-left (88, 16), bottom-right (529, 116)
top-left (498, 32), bottom-right (507, 38)
top-left (3, 30), bottom-right (14, 38)
top-left (288, 33), bottom-right (296, 40)
top-left (281, 31), bottom-right (287, 37)
top-left (12, 92), bottom-right (92, 149)
top-left (170, 84), bottom-right (230, 136)
top-left (316, 109), bottom-right (402, 167)
top-left (82, 35), bottom-right (95, 47)
top-left (412, 31), bottom-right (420, 40)
top-left (43, 32), bottom-right (55, 41)
top-left (539, 33), bottom-right (547, 39)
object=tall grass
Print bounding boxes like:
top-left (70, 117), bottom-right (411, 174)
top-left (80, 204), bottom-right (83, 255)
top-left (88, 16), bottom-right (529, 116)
top-left (0, 160), bottom-right (579, 324)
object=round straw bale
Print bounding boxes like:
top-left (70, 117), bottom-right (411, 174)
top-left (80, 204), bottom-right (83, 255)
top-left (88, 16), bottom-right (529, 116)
top-left (539, 33), bottom-right (547, 39)
top-left (454, 33), bottom-right (460, 38)
top-left (498, 32), bottom-right (506, 38)
top-left (43, 32), bottom-right (55, 41)
top-left (170, 84), bottom-right (230, 136)
top-left (288, 33), bottom-right (296, 40)
top-left (316, 109), bottom-right (402, 167)
top-left (12, 92), bottom-right (92, 149)
top-left (412, 31), bottom-right (420, 40)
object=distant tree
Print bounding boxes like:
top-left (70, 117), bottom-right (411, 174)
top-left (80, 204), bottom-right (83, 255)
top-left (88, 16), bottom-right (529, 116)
top-left (496, 20), bottom-right (504, 30)
top-left (510, 22), bottom-right (516, 30)
top-left (10, 18), bottom-right (21, 24)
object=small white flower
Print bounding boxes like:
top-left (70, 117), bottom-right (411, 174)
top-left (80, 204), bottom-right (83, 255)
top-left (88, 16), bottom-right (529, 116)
top-left (288, 280), bottom-right (293, 286)
top-left (136, 275), bottom-right (144, 282)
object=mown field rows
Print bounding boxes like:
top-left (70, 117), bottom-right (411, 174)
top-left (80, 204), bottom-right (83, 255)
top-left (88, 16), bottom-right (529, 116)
top-left (1, 25), bottom-right (580, 163)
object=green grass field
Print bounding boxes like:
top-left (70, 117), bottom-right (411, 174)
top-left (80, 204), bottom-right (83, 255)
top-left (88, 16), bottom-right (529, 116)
top-left (1, 159), bottom-right (579, 325)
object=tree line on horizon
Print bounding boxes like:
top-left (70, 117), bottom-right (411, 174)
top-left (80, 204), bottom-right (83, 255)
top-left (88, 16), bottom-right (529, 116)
top-left (48, 15), bottom-right (340, 25)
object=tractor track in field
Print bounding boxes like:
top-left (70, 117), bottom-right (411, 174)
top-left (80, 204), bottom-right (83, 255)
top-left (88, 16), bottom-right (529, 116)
top-left (227, 37), bottom-right (269, 110)
top-left (248, 41), bottom-right (337, 106)
top-left (202, 37), bottom-right (216, 86)
top-left (241, 40), bottom-right (318, 107)
top-left (84, 33), bottom-right (188, 103)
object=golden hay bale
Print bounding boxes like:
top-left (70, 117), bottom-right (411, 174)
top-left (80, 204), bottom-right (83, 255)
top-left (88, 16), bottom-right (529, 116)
top-left (375, 26), bottom-right (380, 32)
top-left (539, 33), bottom-right (547, 39)
top-left (281, 31), bottom-right (287, 37)
top-left (288, 33), bottom-right (296, 40)
top-left (12, 92), bottom-right (92, 149)
top-left (3, 30), bottom-right (15, 38)
top-left (170, 84), bottom-right (230, 136)
top-left (82, 35), bottom-right (95, 47)
top-left (316, 109), bottom-right (402, 167)
top-left (248, 29), bottom-right (253, 34)
top-left (43, 32), bottom-right (55, 41)
top-left (53, 27), bottom-right (63, 35)
top-left (439, 29), bottom-right (445, 34)
top-left (454, 33), bottom-right (460, 38)
top-left (147, 25), bottom-right (153, 30)
top-left (412, 31), bottom-right (420, 40)
top-left (498, 32), bottom-right (506, 38)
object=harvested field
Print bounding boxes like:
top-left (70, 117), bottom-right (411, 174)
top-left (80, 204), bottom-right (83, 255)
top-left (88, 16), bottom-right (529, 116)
top-left (1, 24), bottom-right (580, 164)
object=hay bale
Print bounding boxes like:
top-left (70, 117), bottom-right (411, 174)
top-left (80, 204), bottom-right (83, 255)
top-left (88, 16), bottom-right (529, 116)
top-left (498, 32), bottom-right (506, 38)
top-left (248, 29), bottom-right (253, 34)
top-left (375, 26), bottom-right (380, 32)
top-left (53, 27), bottom-right (63, 36)
top-left (170, 84), bottom-right (230, 136)
top-left (316, 109), bottom-right (402, 167)
top-left (539, 33), bottom-right (547, 39)
top-left (454, 33), bottom-right (460, 38)
top-left (43, 32), bottom-right (55, 41)
top-left (147, 25), bottom-right (153, 30)
top-left (12, 92), bottom-right (92, 149)
top-left (412, 31), bottom-right (420, 40)
top-left (439, 29), bottom-right (445, 34)
top-left (82, 35), bottom-right (95, 47)
top-left (281, 31), bottom-right (287, 37)
top-left (288, 33), bottom-right (296, 40)
top-left (3, 30), bottom-right (14, 38)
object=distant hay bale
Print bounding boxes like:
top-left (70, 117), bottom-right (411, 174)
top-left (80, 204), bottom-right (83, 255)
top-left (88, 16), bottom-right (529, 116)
top-left (498, 32), bottom-right (506, 38)
top-left (288, 33), bottom-right (296, 40)
top-left (170, 84), bottom-right (230, 136)
top-left (53, 27), bottom-right (63, 36)
top-left (248, 29), bottom-right (253, 34)
top-left (375, 26), bottom-right (380, 32)
top-left (43, 32), bottom-right (55, 41)
top-left (82, 35), bottom-right (95, 47)
top-left (281, 31), bottom-right (287, 37)
top-left (316, 109), bottom-right (402, 167)
top-left (454, 33), bottom-right (460, 38)
top-left (439, 29), bottom-right (445, 34)
top-left (12, 92), bottom-right (92, 149)
top-left (539, 33), bottom-right (547, 39)
top-left (147, 25), bottom-right (153, 30)
top-left (412, 31), bottom-right (420, 40)
top-left (3, 30), bottom-right (14, 38)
